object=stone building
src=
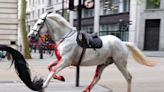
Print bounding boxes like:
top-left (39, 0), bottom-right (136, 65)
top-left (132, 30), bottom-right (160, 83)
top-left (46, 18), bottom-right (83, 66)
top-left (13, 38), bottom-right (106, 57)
top-left (130, 0), bottom-right (164, 51)
top-left (27, 0), bottom-right (164, 51)
top-left (0, 0), bottom-right (18, 48)
top-left (26, 0), bottom-right (130, 41)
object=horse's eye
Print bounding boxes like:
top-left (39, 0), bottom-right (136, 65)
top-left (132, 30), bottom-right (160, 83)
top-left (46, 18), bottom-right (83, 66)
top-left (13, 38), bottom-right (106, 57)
top-left (37, 23), bottom-right (41, 26)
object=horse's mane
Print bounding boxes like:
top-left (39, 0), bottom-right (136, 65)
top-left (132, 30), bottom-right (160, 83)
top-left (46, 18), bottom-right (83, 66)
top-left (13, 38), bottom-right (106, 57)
top-left (47, 13), bottom-right (76, 31)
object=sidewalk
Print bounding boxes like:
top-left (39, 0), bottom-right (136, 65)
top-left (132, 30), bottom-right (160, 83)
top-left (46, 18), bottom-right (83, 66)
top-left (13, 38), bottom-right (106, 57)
top-left (143, 51), bottom-right (164, 57)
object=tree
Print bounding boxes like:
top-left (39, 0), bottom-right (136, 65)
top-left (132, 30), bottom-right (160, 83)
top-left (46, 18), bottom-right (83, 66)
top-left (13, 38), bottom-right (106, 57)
top-left (20, 0), bottom-right (31, 59)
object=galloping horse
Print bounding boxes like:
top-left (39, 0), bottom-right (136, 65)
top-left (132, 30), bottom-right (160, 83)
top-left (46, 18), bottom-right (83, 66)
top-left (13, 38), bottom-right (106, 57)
top-left (28, 12), bottom-right (156, 92)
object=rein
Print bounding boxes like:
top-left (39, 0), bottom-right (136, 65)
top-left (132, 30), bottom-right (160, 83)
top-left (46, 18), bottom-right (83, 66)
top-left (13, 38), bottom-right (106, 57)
top-left (54, 30), bottom-right (76, 44)
top-left (52, 30), bottom-right (76, 61)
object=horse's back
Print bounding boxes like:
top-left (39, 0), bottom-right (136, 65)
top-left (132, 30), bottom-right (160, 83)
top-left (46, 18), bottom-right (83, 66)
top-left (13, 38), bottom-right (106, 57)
top-left (100, 35), bottom-right (129, 61)
top-left (80, 35), bottom-right (127, 65)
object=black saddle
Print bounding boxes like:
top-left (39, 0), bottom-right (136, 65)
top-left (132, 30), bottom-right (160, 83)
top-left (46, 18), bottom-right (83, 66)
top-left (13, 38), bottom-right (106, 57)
top-left (76, 32), bottom-right (103, 49)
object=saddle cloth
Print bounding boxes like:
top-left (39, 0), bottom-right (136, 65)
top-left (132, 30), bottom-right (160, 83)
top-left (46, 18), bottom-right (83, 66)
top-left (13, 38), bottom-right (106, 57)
top-left (76, 32), bottom-right (103, 49)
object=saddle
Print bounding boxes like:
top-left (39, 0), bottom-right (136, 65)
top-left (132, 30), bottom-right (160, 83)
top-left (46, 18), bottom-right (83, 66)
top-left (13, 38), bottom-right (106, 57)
top-left (76, 31), bottom-right (103, 49)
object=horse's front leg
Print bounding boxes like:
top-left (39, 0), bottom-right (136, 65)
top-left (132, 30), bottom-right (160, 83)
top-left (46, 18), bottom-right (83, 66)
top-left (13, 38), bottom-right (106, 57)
top-left (43, 60), bottom-right (66, 89)
top-left (48, 61), bottom-right (65, 81)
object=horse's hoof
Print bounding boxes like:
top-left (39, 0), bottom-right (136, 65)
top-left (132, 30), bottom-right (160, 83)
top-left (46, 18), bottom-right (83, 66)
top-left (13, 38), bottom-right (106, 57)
top-left (53, 75), bottom-right (65, 82)
top-left (59, 76), bottom-right (65, 82)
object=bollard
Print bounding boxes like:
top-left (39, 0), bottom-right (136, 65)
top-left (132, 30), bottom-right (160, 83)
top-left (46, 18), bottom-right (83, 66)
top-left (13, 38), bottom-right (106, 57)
top-left (39, 46), bottom-right (43, 59)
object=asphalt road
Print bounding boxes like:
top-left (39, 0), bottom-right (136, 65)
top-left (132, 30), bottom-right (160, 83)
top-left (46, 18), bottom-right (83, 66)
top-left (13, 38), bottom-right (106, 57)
top-left (0, 82), bottom-right (111, 92)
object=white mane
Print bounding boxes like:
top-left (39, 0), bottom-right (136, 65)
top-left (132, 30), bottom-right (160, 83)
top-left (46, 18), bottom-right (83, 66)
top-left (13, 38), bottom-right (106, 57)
top-left (47, 13), bottom-right (76, 31)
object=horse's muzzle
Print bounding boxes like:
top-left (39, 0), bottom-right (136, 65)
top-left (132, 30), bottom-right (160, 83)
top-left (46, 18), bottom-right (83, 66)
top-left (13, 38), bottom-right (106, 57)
top-left (28, 34), bottom-right (39, 42)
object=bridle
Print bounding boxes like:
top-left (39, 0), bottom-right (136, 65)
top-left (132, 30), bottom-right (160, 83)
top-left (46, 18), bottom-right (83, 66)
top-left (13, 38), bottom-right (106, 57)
top-left (31, 12), bottom-right (50, 37)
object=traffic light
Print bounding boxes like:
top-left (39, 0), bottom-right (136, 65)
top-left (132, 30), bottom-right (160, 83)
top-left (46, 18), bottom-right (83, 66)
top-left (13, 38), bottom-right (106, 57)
top-left (69, 0), bottom-right (74, 10)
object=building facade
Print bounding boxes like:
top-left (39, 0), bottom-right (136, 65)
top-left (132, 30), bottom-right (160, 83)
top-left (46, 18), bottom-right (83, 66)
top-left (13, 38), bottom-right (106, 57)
top-left (26, 0), bottom-right (130, 41)
top-left (26, 0), bottom-right (47, 32)
top-left (130, 0), bottom-right (164, 51)
top-left (0, 0), bottom-right (18, 48)
top-left (74, 0), bottom-right (130, 41)
top-left (26, 0), bottom-right (70, 31)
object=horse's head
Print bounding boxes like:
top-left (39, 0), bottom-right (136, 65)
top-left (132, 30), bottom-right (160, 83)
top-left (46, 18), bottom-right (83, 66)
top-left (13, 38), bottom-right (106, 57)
top-left (28, 12), bottom-right (50, 42)
top-left (28, 12), bottom-right (76, 42)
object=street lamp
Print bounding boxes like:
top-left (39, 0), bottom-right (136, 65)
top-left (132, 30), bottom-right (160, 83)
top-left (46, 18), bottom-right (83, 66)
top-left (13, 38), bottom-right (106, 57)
top-left (62, 0), bottom-right (64, 17)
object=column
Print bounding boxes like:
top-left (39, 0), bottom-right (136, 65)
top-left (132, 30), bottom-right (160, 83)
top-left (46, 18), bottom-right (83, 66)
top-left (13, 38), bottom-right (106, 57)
top-left (119, 0), bottom-right (123, 13)
top-left (94, 0), bottom-right (100, 34)
top-left (129, 0), bottom-right (137, 43)
top-left (159, 18), bottom-right (164, 50)
top-left (69, 11), bottom-right (74, 27)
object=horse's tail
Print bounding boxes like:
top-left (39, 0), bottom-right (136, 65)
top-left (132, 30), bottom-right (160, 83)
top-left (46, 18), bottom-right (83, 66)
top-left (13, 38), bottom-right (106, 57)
top-left (0, 45), bottom-right (43, 91)
top-left (124, 42), bottom-right (157, 67)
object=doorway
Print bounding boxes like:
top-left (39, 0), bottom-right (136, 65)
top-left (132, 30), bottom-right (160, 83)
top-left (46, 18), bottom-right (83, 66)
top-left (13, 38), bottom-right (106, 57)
top-left (144, 19), bottom-right (160, 50)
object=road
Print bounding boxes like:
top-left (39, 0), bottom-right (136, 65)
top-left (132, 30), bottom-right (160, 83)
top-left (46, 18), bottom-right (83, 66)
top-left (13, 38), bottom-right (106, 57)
top-left (0, 53), bottom-right (164, 92)
top-left (0, 82), bottom-right (111, 92)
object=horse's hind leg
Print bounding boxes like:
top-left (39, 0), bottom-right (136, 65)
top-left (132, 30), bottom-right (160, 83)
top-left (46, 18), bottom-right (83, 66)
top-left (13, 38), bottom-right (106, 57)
top-left (114, 60), bottom-right (132, 92)
top-left (83, 64), bottom-right (108, 92)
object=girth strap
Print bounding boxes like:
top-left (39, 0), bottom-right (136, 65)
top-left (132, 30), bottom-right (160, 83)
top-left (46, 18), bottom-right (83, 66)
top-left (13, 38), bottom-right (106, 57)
top-left (77, 48), bottom-right (86, 66)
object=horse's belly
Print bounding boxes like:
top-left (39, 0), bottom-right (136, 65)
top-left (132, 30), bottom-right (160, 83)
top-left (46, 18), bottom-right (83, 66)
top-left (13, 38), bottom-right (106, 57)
top-left (80, 58), bottom-right (107, 66)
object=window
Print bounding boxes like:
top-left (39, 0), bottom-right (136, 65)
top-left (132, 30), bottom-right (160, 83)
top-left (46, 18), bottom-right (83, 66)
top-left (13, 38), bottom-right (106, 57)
top-left (99, 24), bottom-right (129, 41)
top-left (56, 9), bottom-right (69, 20)
top-left (123, 0), bottom-right (130, 12)
top-left (32, 0), bottom-right (34, 7)
top-left (63, 10), bottom-right (70, 21)
top-left (100, 24), bottom-right (119, 31)
top-left (100, 0), bottom-right (129, 15)
top-left (42, 8), bottom-right (45, 14)
top-left (48, 0), bottom-right (53, 6)
top-left (31, 10), bottom-right (34, 19)
top-left (82, 8), bottom-right (94, 18)
top-left (81, 26), bottom-right (94, 33)
top-left (146, 0), bottom-right (160, 9)
top-left (38, 0), bottom-right (40, 5)
top-left (38, 9), bottom-right (40, 18)
top-left (101, 0), bottom-right (119, 15)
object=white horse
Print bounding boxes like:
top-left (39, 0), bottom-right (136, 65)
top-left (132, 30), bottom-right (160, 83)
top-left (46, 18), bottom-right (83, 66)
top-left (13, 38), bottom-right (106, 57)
top-left (28, 12), bottom-right (156, 92)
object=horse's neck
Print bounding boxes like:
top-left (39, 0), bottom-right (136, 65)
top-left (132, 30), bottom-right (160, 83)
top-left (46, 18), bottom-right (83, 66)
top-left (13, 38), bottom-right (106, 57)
top-left (47, 19), bottom-right (73, 41)
top-left (54, 28), bottom-right (70, 41)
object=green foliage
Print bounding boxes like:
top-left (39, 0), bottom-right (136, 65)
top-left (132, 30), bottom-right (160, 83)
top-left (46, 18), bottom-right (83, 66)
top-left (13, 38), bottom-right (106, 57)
top-left (150, 0), bottom-right (160, 6)
top-left (137, 0), bottom-right (160, 5)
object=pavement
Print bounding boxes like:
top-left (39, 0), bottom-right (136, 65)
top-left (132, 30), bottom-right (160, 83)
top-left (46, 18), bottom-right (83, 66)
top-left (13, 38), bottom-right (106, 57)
top-left (143, 51), bottom-right (164, 57)
top-left (0, 82), bottom-right (111, 92)
top-left (0, 51), bottom-right (164, 92)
